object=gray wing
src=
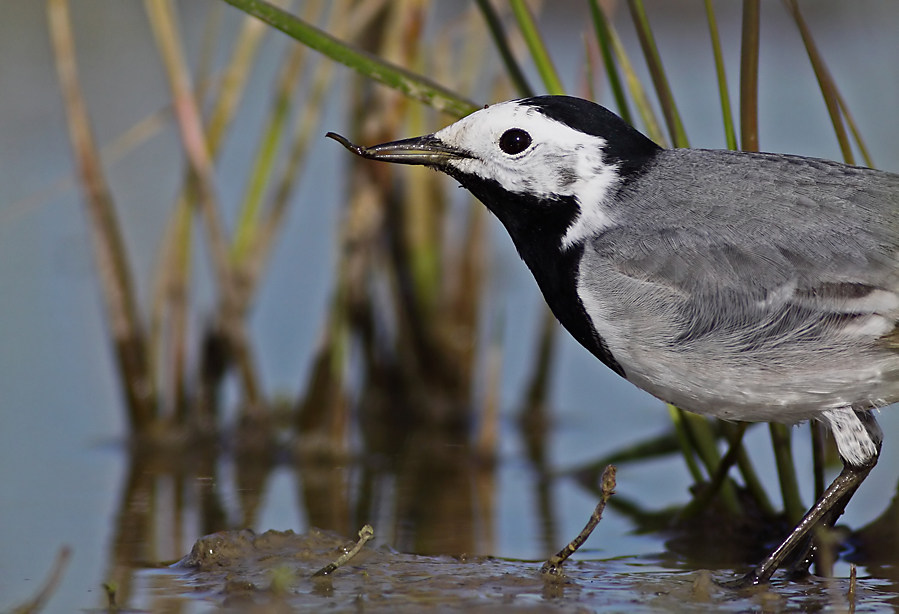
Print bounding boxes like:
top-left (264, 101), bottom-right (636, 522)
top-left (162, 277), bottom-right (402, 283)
top-left (602, 234), bottom-right (898, 352)
top-left (595, 149), bottom-right (899, 352)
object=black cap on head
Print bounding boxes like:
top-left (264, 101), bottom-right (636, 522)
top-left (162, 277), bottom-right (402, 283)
top-left (518, 96), bottom-right (661, 179)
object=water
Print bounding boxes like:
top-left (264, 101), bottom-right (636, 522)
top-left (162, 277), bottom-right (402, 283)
top-left (2, 1), bottom-right (899, 612)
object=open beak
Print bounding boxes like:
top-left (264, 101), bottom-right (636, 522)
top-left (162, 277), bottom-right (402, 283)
top-left (326, 132), bottom-right (467, 167)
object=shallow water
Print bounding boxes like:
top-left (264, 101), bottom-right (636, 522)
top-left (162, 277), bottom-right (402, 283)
top-left (124, 527), bottom-right (898, 613)
top-left (4, 1), bottom-right (899, 613)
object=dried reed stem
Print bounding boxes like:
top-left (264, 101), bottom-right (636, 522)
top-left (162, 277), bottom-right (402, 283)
top-left (47, 0), bottom-right (156, 431)
top-left (144, 0), bottom-right (262, 414)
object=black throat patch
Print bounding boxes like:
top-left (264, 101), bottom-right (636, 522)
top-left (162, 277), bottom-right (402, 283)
top-left (447, 170), bottom-right (625, 377)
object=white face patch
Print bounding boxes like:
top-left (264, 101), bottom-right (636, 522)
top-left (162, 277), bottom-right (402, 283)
top-left (432, 100), bottom-right (621, 249)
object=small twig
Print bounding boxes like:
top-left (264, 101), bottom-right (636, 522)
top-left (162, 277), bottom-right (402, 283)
top-left (848, 562), bottom-right (857, 608)
top-left (312, 525), bottom-right (374, 577)
top-left (12, 546), bottom-right (71, 614)
top-left (541, 466), bottom-right (616, 576)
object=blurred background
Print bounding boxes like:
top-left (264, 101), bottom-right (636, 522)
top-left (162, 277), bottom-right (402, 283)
top-left (2, 1), bottom-right (899, 611)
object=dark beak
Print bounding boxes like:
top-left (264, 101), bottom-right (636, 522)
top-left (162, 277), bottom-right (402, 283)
top-left (326, 132), bottom-right (467, 166)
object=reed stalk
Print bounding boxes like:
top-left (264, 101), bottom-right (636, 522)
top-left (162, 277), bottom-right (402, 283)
top-left (47, 0), bottom-right (156, 432)
top-left (144, 0), bottom-right (263, 414)
top-left (587, 0), bottom-right (631, 124)
top-left (739, 0), bottom-right (760, 152)
top-left (681, 411), bottom-right (742, 515)
top-left (221, 0), bottom-right (478, 117)
top-left (247, 0), bottom-right (365, 298)
top-left (784, 0), bottom-right (854, 164)
top-left (704, 0), bottom-right (738, 150)
top-left (230, 42), bottom-right (307, 271)
top-left (625, 0), bottom-right (688, 148)
top-left (475, 0), bottom-right (534, 98)
top-left (593, 3), bottom-right (666, 146)
top-left (769, 423), bottom-right (805, 525)
top-left (149, 7), bottom-right (275, 417)
top-left (509, 0), bottom-right (564, 95)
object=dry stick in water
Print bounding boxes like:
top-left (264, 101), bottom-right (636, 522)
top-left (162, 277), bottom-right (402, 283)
top-left (313, 525), bottom-right (375, 577)
top-left (541, 465), bottom-right (617, 576)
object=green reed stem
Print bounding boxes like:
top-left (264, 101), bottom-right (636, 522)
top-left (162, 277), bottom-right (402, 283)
top-left (769, 422), bottom-right (805, 524)
top-left (151, 7), bottom-right (273, 418)
top-left (231, 42), bottom-right (306, 267)
top-left (587, 0), bottom-right (632, 125)
top-left (222, 0), bottom-right (478, 117)
top-left (667, 405), bottom-right (705, 484)
top-left (248, 1), bottom-right (353, 299)
top-left (680, 422), bottom-right (747, 519)
top-left (475, 0), bottom-right (534, 97)
top-left (602, 15), bottom-right (666, 146)
top-left (733, 431), bottom-right (776, 517)
top-left (626, 0), bottom-right (688, 148)
top-left (207, 4), bottom-right (280, 153)
top-left (783, 0), bottom-right (854, 164)
top-left (739, 0), bottom-right (760, 152)
top-left (682, 411), bottom-right (742, 515)
top-left (835, 90), bottom-right (874, 167)
top-left (509, 0), bottom-right (565, 95)
top-left (145, 0), bottom-right (262, 414)
top-left (704, 0), bottom-right (738, 150)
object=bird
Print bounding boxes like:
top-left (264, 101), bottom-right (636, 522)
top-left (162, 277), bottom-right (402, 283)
top-left (326, 95), bottom-right (899, 586)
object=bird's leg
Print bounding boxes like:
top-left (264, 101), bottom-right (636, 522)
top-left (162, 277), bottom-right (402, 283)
top-left (786, 409), bottom-right (884, 580)
top-left (785, 463), bottom-right (870, 581)
top-left (729, 458), bottom-right (876, 587)
top-left (728, 409), bottom-right (882, 588)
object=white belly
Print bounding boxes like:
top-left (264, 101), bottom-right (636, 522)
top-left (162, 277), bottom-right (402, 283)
top-left (577, 273), bottom-right (899, 424)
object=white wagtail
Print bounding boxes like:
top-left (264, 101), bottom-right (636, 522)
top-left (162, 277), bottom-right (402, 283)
top-left (327, 95), bottom-right (898, 586)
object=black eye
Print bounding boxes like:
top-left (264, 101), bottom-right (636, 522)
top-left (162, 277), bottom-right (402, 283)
top-left (498, 128), bottom-right (532, 155)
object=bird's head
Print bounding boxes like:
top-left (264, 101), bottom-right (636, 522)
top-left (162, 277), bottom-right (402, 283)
top-left (328, 95), bottom-right (661, 250)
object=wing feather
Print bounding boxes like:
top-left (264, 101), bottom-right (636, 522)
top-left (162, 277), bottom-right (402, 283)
top-left (590, 149), bottom-right (899, 353)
